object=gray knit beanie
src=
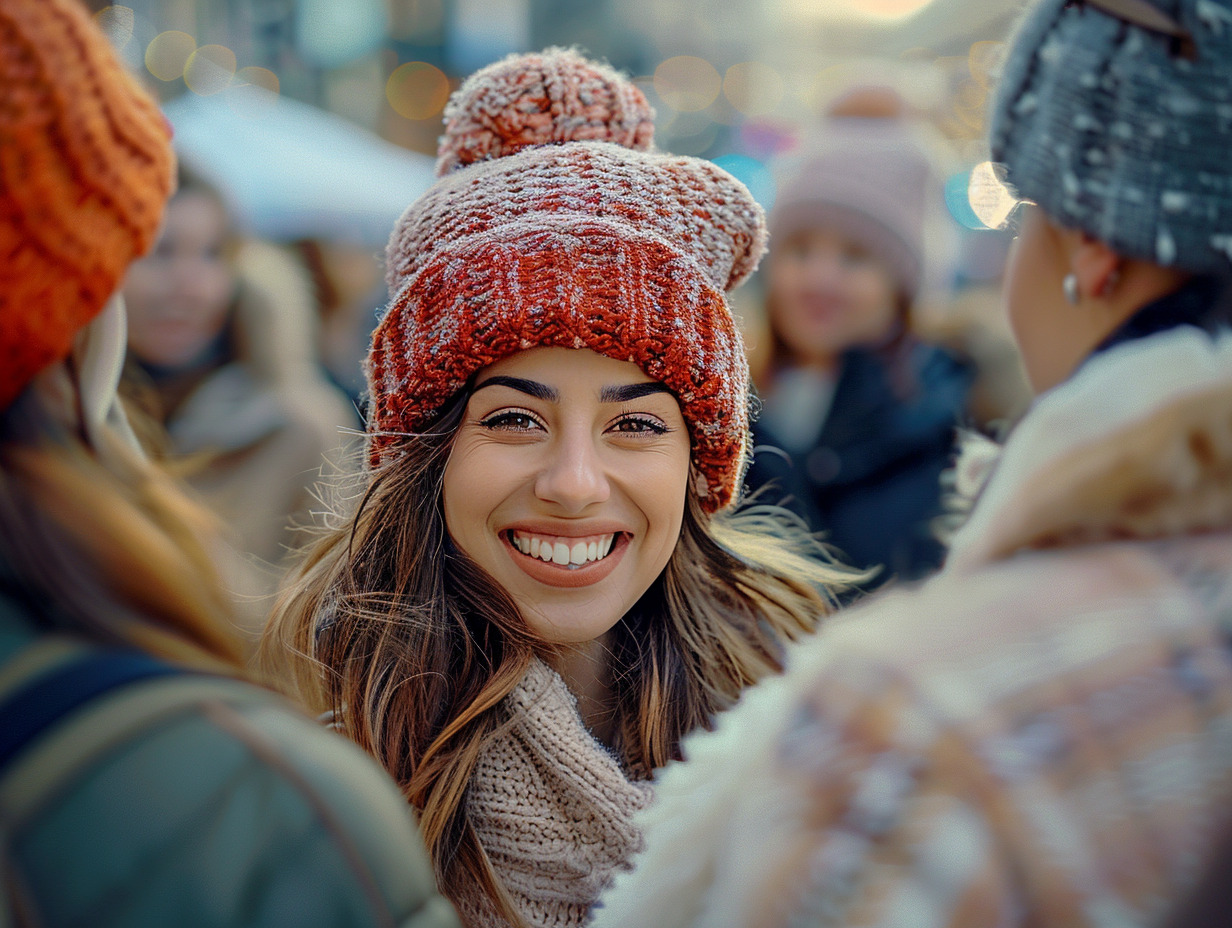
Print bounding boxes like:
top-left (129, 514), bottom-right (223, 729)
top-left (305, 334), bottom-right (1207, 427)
top-left (989, 0), bottom-right (1232, 273)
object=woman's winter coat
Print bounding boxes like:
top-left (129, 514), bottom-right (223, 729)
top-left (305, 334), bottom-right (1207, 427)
top-left (0, 582), bottom-right (459, 928)
top-left (746, 342), bottom-right (972, 585)
top-left (594, 318), bottom-right (1232, 928)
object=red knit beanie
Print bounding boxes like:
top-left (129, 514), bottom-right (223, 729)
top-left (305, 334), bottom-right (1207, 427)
top-left (370, 48), bottom-right (766, 511)
top-left (0, 0), bottom-right (174, 411)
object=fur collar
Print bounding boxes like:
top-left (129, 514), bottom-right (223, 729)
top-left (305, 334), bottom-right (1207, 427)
top-left (946, 328), bottom-right (1232, 573)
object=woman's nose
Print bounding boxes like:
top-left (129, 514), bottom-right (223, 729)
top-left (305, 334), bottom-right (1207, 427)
top-left (803, 250), bottom-right (844, 288)
top-left (534, 431), bottom-right (611, 512)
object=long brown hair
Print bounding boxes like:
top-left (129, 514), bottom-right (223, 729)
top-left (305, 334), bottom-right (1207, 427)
top-left (259, 386), bottom-right (855, 922)
top-left (0, 386), bottom-right (245, 672)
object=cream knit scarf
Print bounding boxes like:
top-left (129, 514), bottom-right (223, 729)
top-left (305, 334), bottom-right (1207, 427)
top-left (455, 658), bottom-right (653, 928)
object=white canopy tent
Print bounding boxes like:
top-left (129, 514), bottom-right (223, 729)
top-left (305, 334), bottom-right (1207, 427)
top-left (164, 88), bottom-right (437, 248)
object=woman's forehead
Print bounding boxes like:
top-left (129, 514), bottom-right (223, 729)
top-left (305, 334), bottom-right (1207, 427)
top-left (478, 347), bottom-right (659, 385)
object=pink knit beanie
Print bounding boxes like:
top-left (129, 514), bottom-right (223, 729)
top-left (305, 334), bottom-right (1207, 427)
top-left (369, 48), bottom-right (767, 512)
top-left (769, 110), bottom-right (934, 300)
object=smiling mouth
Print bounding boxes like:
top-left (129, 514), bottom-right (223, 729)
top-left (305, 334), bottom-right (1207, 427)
top-left (505, 530), bottom-right (617, 570)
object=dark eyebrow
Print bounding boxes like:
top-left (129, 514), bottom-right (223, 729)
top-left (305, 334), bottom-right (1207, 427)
top-left (472, 375), bottom-right (558, 402)
top-left (600, 382), bottom-right (674, 403)
top-left (471, 376), bottom-right (673, 405)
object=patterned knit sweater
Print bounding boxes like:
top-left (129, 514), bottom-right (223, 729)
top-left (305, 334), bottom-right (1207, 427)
top-left (454, 658), bottom-right (653, 928)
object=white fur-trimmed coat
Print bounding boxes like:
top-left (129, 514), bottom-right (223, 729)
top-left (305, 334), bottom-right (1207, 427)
top-left (592, 328), bottom-right (1232, 928)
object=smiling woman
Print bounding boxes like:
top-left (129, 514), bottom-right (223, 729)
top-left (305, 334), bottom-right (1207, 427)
top-left (444, 349), bottom-right (692, 648)
top-left (259, 47), bottom-right (857, 928)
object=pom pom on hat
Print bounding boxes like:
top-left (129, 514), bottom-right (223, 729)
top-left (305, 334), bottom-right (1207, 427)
top-left (371, 49), bottom-right (766, 511)
top-left (435, 47), bottom-right (655, 176)
top-left (0, 0), bottom-right (173, 411)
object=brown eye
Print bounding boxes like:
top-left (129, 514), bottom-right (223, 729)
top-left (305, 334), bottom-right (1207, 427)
top-left (611, 416), bottom-right (668, 435)
top-left (479, 411), bottom-right (542, 431)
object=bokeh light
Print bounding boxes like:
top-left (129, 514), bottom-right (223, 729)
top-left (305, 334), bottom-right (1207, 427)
top-left (724, 62), bottom-right (784, 118)
top-left (386, 61), bottom-right (451, 120)
top-left (944, 171), bottom-right (984, 230)
top-left (737, 119), bottom-right (796, 160)
top-left (95, 6), bottom-right (135, 50)
top-left (802, 63), bottom-right (860, 114)
top-left (840, 0), bottom-right (936, 18)
top-left (235, 66), bottom-right (280, 95)
top-left (966, 160), bottom-right (1019, 230)
top-left (145, 31), bottom-right (196, 82)
top-left (968, 40), bottom-right (1004, 90)
top-left (654, 56), bottom-right (722, 113)
top-left (184, 44), bottom-right (237, 96)
top-left (225, 67), bottom-right (281, 115)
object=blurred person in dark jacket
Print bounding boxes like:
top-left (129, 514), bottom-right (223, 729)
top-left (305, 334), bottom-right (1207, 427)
top-left (746, 90), bottom-right (973, 587)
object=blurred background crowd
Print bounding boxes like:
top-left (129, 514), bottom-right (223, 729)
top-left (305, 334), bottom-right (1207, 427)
top-left (9, 2), bottom-right (1232, 923)
top-left (84, 0), bottom-right (1038, 630)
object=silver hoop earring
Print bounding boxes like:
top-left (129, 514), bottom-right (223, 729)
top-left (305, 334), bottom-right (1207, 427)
top-left (1062, 273), bottom-right (1080, 306)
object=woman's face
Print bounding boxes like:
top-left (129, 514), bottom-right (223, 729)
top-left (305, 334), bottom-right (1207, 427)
top-left (443, 347), bottom-right (692, 645)
top-left (767, 227), bottom-right (900, 367)
top-left (122, 191), bottom-right (235, 370)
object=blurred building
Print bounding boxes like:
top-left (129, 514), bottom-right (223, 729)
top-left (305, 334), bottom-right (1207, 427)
top-left (93, 0), bottom-right (1026, 303)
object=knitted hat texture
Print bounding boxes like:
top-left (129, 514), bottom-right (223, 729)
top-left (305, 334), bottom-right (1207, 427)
top-left (769, 115), bottom-right (935, 299)
top-left (990, 0), bottom-right (1232, 272)
top-left (0, 0), bottom-right (174, 410)
top-left (370, 48), bottom-right (767, 511)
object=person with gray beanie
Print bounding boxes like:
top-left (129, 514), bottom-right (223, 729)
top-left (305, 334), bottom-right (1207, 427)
top-left (591, 1), bottom-right (1232, 925)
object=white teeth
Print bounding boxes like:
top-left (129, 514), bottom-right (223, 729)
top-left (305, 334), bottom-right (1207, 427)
top-left (512, 531), bottom-right (619, 566)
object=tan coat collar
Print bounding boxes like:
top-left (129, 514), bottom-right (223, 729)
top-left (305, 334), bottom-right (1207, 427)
top-left (946, 329), bottom-right (1232, 573)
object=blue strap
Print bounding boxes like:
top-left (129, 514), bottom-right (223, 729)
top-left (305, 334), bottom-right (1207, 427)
top-left (0, 651), bottom-right (181, 772)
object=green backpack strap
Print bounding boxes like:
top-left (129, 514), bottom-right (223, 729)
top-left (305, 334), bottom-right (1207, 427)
top-left (0, 635), bottom-right (270, 928)
top-left (0, 645), bottom-right (180, 772)
top-left (0, 637), bottom-right (262, 834)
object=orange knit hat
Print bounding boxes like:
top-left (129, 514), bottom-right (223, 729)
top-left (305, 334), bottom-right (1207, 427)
top-left (0, 0), bottom-right (174, 411)
top-left (370, 48), bottom-right (766, 511)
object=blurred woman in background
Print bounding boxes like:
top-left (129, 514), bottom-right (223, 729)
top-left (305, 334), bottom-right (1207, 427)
top-left (121, 166), bottom-right (357, 638)
top-left (746, 91), bottom-right (974, 586)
